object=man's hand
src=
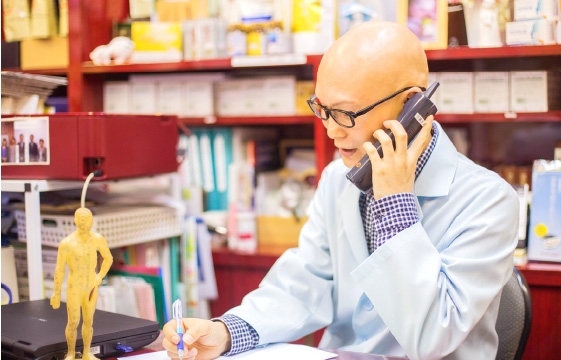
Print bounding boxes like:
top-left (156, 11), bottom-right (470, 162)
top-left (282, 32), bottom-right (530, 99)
top-left (163, 318), bottom-right (232, 360)
top-left (50, 293), bottom-right (61, 309)
top-left (363, 116), bottom-right (434, 200)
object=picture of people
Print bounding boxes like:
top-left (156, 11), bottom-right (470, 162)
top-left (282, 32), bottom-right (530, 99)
top-left (18, 133), bottom-right (26, 163)
top-left (1, 117), bottom-right (50, 165)
top-left (39, 139), bottom-right (48, 162)
top-left (8, 137), bottom-right (17, 163)
top-left (1, 137), bottom-right (7, 163)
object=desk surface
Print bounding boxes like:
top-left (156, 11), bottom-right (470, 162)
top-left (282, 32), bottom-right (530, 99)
top-left (110, 336), bottom-right (406, 360)
top-left (113, 349), bottom-right (406, 360)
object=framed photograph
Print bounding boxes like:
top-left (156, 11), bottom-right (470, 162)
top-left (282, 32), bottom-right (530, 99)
top-left (1, 116), bottom-right (50, 165)
top-left (397, 0), bottom-right (448, 50)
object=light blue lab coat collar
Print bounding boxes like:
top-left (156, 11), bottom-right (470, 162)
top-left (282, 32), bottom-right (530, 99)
top-left (338, 121), bottom-right (458, 264)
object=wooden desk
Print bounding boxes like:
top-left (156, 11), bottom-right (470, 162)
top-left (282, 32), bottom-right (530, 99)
top-left (517, 262), bottom-right (561, 360)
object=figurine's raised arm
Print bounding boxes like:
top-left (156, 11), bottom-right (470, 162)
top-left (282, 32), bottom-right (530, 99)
top-left (51, 238), bottom-right (69, 310)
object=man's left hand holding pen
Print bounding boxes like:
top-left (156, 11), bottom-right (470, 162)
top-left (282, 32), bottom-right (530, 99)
top-left (163, 300), bottom-right (232, 360)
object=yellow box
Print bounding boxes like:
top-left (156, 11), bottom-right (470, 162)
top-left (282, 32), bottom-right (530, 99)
top-left (131, 22), bottom-right (182, 52)
top-left (257, 216), bottom-right (308, 248)
top-left (21, 36), bottom-right (68, 70)
top-left (156, 0), bottom-right (207, 22)
top-left (295, 81), bottom-right (315, 115)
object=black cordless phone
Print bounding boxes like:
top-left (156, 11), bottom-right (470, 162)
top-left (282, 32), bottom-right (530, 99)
top-left (346, 82), bottom-right (440, 194)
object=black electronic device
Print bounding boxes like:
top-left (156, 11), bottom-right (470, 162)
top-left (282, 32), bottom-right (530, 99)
top-left (346, 82), bottom-right (440, 194)
top-left (1, 299), bottom-right (160, 360)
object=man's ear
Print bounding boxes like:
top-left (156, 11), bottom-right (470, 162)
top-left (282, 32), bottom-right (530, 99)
top-left (405, 87), bottom-right (423, 102)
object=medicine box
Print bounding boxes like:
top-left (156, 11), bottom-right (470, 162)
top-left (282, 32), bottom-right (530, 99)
top-left (437, 72), bottom-right (474, 114)
top-left (514, 0), bottom-right (559, 20)
top-left (506, 20), bottom-right (556, 45)
top-left (103, 81), bottom-right (131, 114)
top-left (509, 71), bottom-right (561, 112)
top-left (131, 22), bottom-right (183, 63)
top-left (528, 160), bottom-right (561, 262)
top-left (129, 80), bottom-right (158, 114)
top-left (474, 72), bottom-right (509, 113)
top-left (265, 76), bottom-right (297, 116)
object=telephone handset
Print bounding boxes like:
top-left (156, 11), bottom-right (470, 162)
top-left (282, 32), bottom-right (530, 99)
top-left (346, 82), bottom-right (440, 194)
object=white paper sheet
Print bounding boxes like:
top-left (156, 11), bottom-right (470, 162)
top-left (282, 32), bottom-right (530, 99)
top-left (118, 344), bottom-right (338, 360)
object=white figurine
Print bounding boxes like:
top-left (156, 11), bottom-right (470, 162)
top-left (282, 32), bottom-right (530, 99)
top-left (89, 37), bottom-right (134, 65)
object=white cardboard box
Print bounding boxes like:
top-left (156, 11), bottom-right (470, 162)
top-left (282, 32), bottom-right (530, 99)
top-left (103, 81), bottom-right (131, 114)
top-left (130, 81), bottom-right (158, 114)
top-left (474, 72), bottom-right (510, 113)
top-left (181, 81), bottom-right (215, 117)
top-left (510, 71), bottom-right (548, 112)
top-left (216, 80), bottom-right (245, 116)
top-left (437, 72), bottom-right (474, 114)
top-left (514, 0), bottom-right (559, 20)
top-left (506, 19), bottom-right (556, 45)
top-left (158, 81), bottom-right (182, 115)
top-left (264, 76), bottom-right (296, 115)
top-left (243, 79), bottom-right (267, 116)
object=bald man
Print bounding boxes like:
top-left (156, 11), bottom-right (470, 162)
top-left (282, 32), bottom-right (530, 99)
top-left (163, 21), bottom-right (518, 360)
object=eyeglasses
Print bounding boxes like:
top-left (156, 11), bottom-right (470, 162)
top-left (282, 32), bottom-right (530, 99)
top-left (307, 86), bottom-right (426, 128)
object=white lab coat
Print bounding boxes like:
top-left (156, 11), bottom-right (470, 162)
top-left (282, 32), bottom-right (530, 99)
top-left (227, 122), bottom-right (518, 360)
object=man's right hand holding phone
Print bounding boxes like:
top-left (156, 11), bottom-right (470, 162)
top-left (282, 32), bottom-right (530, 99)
top-left (163, 318), bottom-right (232, 360)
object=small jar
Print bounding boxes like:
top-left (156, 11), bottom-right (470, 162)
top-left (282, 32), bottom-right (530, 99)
top-left (267, 21), bottom-right (292, 54)
top-left (227, 24), bottom-right (248, 57)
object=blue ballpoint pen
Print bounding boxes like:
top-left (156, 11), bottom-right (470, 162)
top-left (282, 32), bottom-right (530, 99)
top-left (173, 299), bottom-right (184, 359)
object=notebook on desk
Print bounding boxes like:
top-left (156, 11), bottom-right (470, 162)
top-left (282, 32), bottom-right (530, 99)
top-left (1, 299), bottom-right (160, 360)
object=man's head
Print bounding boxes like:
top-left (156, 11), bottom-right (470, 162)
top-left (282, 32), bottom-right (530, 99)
top-left (314, 21), bottom-right (429, 167)
top-left (75, 207), bottom-right (93, 231)
top-left (30, 134), bottom-right (34, 142)
top-left (40, 139), bottom-right (44, 147)
top-left (19, 134), bottom-right (24, 141)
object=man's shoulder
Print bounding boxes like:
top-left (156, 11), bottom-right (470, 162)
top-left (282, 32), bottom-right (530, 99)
top-left (455, 154), bottom-right (517, 198)
top-left (318, 159), bottom-right (350, 189)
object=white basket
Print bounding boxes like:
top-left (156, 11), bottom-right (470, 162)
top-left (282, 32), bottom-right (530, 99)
top-left (15, 206), bottom-right (183, 249)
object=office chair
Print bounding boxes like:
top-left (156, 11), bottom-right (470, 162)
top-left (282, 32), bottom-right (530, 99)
top-left (495, 267), bottom-right (532, 360)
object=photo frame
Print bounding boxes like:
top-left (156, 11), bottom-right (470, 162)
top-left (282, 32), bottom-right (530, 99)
top-left (397, 0), bottom-right (448, 50)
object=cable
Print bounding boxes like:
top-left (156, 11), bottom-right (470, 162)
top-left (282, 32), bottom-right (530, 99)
top-left (81, 170), bottom-right (103, 208)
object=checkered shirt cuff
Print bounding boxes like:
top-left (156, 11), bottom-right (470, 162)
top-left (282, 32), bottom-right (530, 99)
top-left (212, 314), bottom-right (259, 356)
top-left (371, 192), bottom-right (419, 249)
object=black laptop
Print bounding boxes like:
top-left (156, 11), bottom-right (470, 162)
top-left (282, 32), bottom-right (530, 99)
top-left (1, 299), bottom-right (160, 360)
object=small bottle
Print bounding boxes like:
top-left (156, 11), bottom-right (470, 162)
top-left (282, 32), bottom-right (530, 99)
top-left (247, 24), bottom-right (267, 56)
top-left (236, 210), bottom-right (257, 253)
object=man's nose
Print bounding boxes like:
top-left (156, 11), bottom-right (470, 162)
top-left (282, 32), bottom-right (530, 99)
top-left (324, 117), bottom-right (346, 140)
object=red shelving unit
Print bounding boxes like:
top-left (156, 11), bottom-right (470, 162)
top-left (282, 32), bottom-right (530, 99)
top-left (436, 111), bottom-right (561, 123)
top-left (179, 115), bottom-right (316, 126)
top-left (82, 58), bottom-right (233, 73)
top-left (425, 44), bottom-right (561, 60)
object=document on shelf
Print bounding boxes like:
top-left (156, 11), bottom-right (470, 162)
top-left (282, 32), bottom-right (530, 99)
top-left (118, 344), bottom-right (338, 360)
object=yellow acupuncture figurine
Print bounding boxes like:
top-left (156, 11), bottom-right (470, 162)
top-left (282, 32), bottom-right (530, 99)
top-left (50, 207), bottom-right (113, 360)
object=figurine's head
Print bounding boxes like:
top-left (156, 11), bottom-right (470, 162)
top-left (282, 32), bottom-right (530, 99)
top-left (75, 207), bottom-right (93, 231)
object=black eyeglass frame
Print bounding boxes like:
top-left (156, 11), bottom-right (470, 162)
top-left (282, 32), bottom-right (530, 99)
top-left (307, 86), bottom-right (426, 128)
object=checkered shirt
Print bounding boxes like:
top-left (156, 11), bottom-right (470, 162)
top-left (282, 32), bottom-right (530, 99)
top-left (213, 314), bottom-right (260, 355)
top-left (359, 124), bottom-right (438, 253)
top-left (218, 124), bottom-right (439, 355)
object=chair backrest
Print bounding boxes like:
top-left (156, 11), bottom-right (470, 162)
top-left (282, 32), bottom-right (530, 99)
top-left (495, 267), bottom-right (532, 360)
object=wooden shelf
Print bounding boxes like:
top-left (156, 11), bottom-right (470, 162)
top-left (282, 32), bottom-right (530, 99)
top-left (425, 44), bottom-right (561, 60)
top-left (436, 111), bottom-right (561, 123)
top-left (81, 58), bottom-right (233, 73)
top-left (180, 115), bottom-right (316, 126)
top-left (1, 67), bottom-right (68, 75)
